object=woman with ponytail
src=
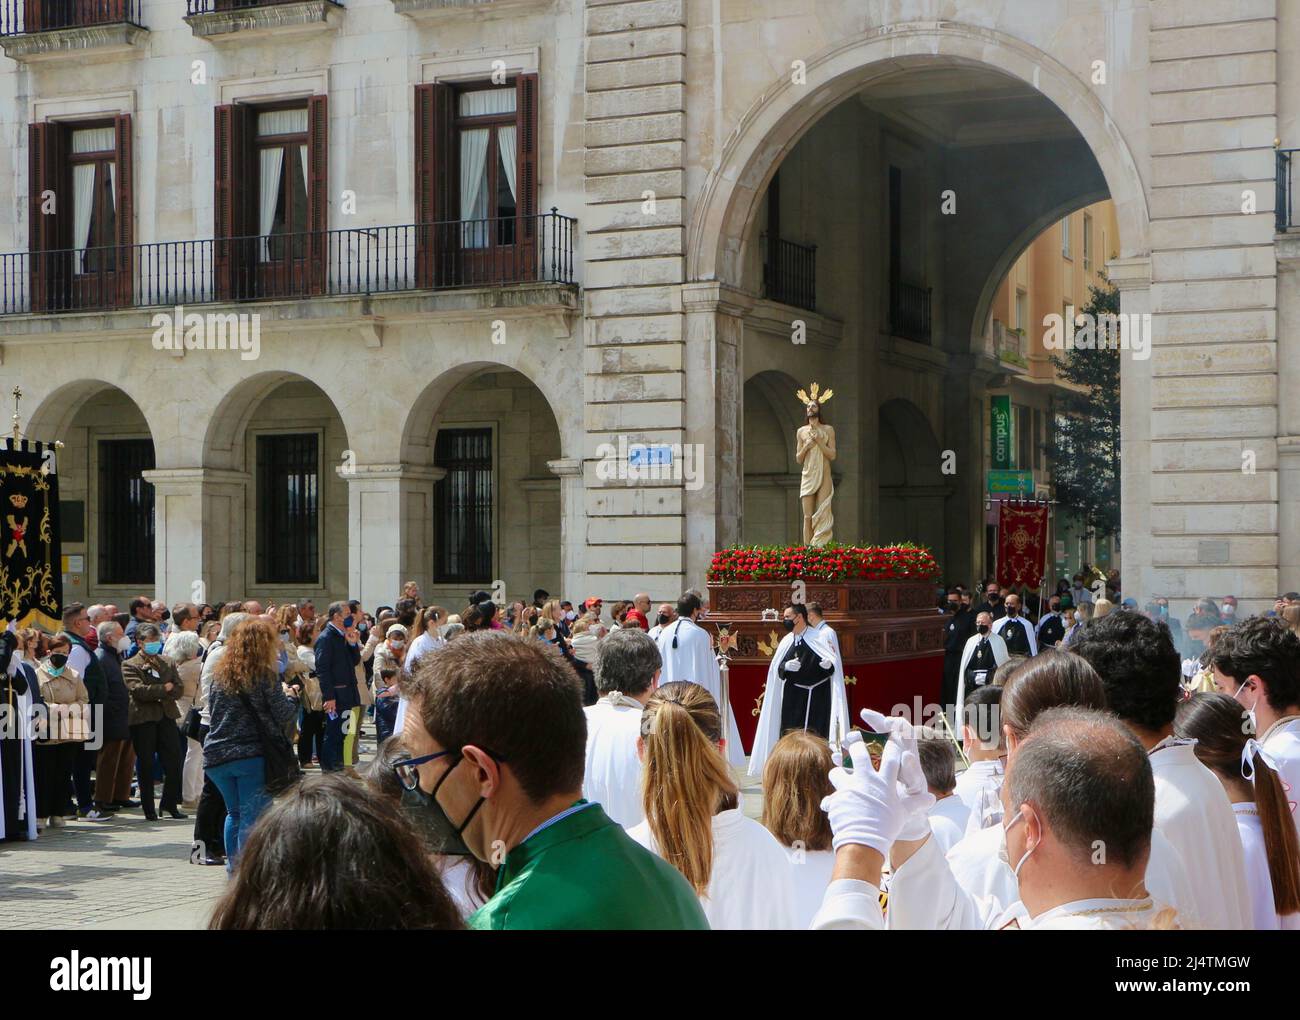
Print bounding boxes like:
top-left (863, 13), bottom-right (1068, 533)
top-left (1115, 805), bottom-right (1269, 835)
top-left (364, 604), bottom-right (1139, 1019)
top-left (627, 681), bottom-right (798, 929)
top-left (1175, 692), bottom-right (1300, 929)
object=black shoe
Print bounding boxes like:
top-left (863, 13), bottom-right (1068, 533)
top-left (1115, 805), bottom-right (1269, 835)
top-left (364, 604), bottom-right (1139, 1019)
top-left (113, 800), bottom-right (140, 809)
top-left (164, 808), bottom-right (188, 820)
top-left (97, 802), bottom-right (119, 813)
top-left (143, 810), bottom-right (158, 821)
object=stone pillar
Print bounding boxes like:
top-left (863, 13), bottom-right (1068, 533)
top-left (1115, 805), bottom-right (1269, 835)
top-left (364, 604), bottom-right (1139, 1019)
top-left (339, 463), bottom-right (439, 613)
top-left (683, 282), bottom-right (749, 588)
top-left (1144, 2), bottom-right (1279, 615)
top-left (1112, 256), bottom-right (1154, 604)
top-left (582, 0), bottom-right (689, 600)
top-left (548, 457), bottom-right (586, 603)
top-left (1275, 236), bottom-right (1300, 591)
top-left (142, 467), bottom-right (249, 606)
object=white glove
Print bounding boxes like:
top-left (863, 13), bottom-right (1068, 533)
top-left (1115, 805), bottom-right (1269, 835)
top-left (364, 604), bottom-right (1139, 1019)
top-left (822, 731), bottom-right (925, 855)
top-left (859, 709), bottom-right (935, 842)
top-left (783, 659), bottom-right (800, 673)
top-left (819, 658), bottom-right (834, 670)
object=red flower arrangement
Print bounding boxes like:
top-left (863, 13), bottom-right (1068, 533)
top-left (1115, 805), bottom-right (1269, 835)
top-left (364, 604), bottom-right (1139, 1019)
top-left (707, 543), bottom-right (940, 583)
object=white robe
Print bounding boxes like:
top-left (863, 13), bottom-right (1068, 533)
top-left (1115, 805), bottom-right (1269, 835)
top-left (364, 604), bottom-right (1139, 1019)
top-left (929, 792), bottom-right (971, 841)
top-left (747, 627), bottom-right (850, 777)
top-left (628, 807), bottom-right (801, 929)
top-left (582, 695), bottom-right (646, 828)
top-left (1233, 803), bottom-right (1300, 930)
top-left (0, 654), bottom-right (38, 842)
top-left (655, 618), bottom-right (743, 765)
top-left (1260, 716), bottom-right (1300, 838)
top-left (1149, 739), bottom-right (1252, 930)
top-left (991, 614), bottom-right (1038, 656)
top-left (953, 758), bottom-right (1005, 832)
top-left (786, 847), bottom-right (836, 930)
top-left (954, 632), bottom-right (1009, 729)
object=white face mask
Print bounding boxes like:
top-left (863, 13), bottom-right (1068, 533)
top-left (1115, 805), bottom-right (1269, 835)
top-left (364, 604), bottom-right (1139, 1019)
top-left (115, 636), bottom-right (131, 654)
top-left (1000, 808), bottom-right (1035, 881)
top-left (1233, 679), bottom-right (1259, 735)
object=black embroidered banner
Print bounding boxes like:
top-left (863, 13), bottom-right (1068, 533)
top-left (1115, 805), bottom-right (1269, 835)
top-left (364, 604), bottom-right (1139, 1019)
top-left (0, 440), bottom-right (61, 630)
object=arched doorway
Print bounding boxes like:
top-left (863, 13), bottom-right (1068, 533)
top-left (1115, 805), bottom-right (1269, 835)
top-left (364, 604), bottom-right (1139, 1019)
top-left (877, 399), bottom-right (947, 564)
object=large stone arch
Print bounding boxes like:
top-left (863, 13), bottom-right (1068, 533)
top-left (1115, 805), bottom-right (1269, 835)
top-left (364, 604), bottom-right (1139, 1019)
top-left (688, 20), bottom-right (1149, 291)
top-left (26, 379), bottom-right (164, 455)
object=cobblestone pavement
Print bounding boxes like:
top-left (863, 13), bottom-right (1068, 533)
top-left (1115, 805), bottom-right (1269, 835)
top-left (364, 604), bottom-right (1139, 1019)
top-left (0, 722), bottom-right (761, 930)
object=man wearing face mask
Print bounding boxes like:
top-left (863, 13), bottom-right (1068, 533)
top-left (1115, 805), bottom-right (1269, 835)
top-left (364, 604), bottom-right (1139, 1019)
top-left (1211, 616), bottom-right (1300, 838)
top-left (748, 602), bottom-right (849, 777)
top-left (1072, 612), bottom-right (1251, 929)
top-left (972, 582), bottom-right (1005, 622)
top-left (399, 631), bottom-right (709, 929)
top-left (656, 592), bottom-right (743, 765)
top-left (122, 622), bottom-right (185, 820)
top-left (1035, 594), bottom-right (1066, 649)
top-left (990, 593), bottom-right (1036, 657)
top-left (314, 601), bottom-right (362, 773)
top-left (953, 612), bottom-right (1008, 728)
top-left (941, 587), bottom-right (975, 713)
top-left (647, 603), bottom-right (674, 641)
top-left (813, 707), bottom-right (1176, 929)
top-left (60, 603), bottom-right (109, 820)
top-left (92, 621), bottom-right (137, 814)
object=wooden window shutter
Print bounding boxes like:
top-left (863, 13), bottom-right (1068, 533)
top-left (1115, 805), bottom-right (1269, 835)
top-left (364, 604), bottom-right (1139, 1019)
top-left (113, 113), bottom-right (134, 308)
top-left (28, 121), bottom-right (64, 312)
top-left (307, 94), bottom-right (328, 295)
top-left (213, 103), bottom-right (249, 300)
top-left (415, 82), bottom-right (455, 288)
top-left (515, 72), bottom-right (539, 236)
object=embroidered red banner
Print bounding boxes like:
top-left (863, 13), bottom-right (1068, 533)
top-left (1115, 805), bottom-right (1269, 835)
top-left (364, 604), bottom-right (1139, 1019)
top-left (996, 502), bottom-right (1049, 590)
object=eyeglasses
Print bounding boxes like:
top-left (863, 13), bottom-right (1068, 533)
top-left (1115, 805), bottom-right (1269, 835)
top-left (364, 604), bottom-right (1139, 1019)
top-left (391, 746), bottom-right (508, 791)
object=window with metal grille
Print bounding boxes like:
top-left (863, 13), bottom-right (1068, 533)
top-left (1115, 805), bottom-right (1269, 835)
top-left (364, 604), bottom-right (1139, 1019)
top-left (256, 433), bottom-right (319, 584)
top-left (434, 428), bottom-right (492, 584)
top-left (97, 438), bottom-right (154, 585)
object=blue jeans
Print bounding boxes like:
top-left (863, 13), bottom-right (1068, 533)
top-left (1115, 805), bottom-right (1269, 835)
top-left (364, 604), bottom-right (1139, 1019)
top-left (321, 711), bottom-right (346, 772)
top-left (207, 757), bottom-right (268, 872)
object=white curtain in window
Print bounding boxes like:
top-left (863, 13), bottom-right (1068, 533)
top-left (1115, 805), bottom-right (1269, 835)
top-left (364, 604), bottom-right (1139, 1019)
top-left (259, 147), bottom-right (285, 261)
top-left (258, 109), bottom-right (308, 136)
top-left (460, 128), bottom-right (490, 248)
top-left (497, 124), bottom-right (517, 204)
top-left (458, 88), bottom-right (516, 117)
top-left (299, 144), bottom-right (308, 194)
top-left (71, 127), bottom-right (115, 154)
top-left (72, 164), bottom-right (96, 274)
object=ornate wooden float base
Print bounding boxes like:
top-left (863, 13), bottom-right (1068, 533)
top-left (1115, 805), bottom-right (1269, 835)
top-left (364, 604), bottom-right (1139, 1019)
top-left (703, 579), bottom-right (944, 753)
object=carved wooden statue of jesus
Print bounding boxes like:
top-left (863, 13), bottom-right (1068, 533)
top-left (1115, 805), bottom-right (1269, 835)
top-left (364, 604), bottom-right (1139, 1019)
top-left (794, 383), bottom-right (836, 546)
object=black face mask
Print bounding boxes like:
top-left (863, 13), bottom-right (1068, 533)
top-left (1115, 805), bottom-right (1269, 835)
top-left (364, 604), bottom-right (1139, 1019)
top-left (399, 756), bottom-right (485, 858)
top-left (782, 618), bottom-right (795, 632)
top-left (656, 613), bottom-right (670, 626)
top-left (49, 653), bottom-right (69, 669)
top-left (977, 624), bottom-right (990, 635)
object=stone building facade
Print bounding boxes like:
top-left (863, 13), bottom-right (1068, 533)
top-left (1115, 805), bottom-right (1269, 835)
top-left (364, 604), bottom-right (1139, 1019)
top-left (0, 0), bottom-right (1292, 616)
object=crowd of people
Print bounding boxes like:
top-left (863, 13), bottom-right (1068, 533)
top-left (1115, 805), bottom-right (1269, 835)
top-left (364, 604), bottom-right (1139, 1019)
top-left (2, 576), bottom-right (1298, 931)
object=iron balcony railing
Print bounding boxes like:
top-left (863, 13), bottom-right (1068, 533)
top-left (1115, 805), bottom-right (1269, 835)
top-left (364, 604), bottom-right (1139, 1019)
top-left (890, 280), bottom-right (932, 344)
top-left (0, 210), bottom-right (577, 315)
top-left (0, 0), bottom-right (143, 35)
top-left (760, 233), bottom-right (816, 312)
top-left (1278, 148), bottom-right (1297, 234)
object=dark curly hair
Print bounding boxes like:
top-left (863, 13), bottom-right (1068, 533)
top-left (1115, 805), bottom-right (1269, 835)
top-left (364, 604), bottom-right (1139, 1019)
top-left (1210, 616), bottom-right (1300, 713)
top-left (1070, 611), bottom-right (1181, 732)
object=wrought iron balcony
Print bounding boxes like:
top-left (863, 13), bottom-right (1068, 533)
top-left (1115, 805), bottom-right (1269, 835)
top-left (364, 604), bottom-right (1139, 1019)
top-left (0, 211), bottom-right (577, 315)
top-left (0, 0), bottom-right (142, 34)
top-left (186, 0), bottom-right (329, 11)
top-left (1278, 148), bottom-right (1298, 234)
top-left (890, 280), bottom-right (932, 344)
top-left (760, 233), bottom-right (816, 312)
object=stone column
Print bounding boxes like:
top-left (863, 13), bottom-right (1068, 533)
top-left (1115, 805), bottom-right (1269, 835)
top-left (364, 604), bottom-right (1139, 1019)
top-left (142, 467), bottom-right (249, 605)
top-left (683, 282), bottom-right (750, 588)
top-left (1276, 236), bottom-right (1300, 591)
top-left (548, 457), bottom-right (586, 603)
top-left (1112, 256), bottom-right (1154, 605)
top-left (338, 463), bottom-right (439, 612)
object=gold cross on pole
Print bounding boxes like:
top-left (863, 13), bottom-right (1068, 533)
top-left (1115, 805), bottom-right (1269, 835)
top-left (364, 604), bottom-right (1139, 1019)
top-left (10, 385), bottom-right (21, 441)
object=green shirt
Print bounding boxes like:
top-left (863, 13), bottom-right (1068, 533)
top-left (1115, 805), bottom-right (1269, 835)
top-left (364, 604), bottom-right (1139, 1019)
top-left (468, 801), bottom-right (710, 930)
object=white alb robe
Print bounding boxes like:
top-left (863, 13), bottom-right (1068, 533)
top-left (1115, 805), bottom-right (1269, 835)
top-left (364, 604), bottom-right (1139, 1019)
top-left (655, 617), bottom-right (743, 765)
top-left (1260, 716), bottom-right (1300, 838)
top-left (0, 654), bottom-right (38, 842)
top-left (628, 807), bottom-right (801, 929)
top-left (953, 758), bottom-right (1005, 833)
top-left (786, 847), bottom-right (836, 930)
top-left (1233, 803), bottom-right (1300, 930)
top-left (1149, 739), bottom-right (1252, 930)
top-left (929, 792), bottom-right (971, 841)
top-left (747, 627), bottom-right (850, 777)
top-left (582, 694), bottom-right (646, 828)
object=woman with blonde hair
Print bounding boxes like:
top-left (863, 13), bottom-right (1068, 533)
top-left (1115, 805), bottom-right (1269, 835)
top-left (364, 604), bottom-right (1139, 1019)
top-left (761, 730), bottom-right (835, 928)
top-left (627, 681), bottom-right (798, 928)
top-left (204, 617), bottom-right (300, 869)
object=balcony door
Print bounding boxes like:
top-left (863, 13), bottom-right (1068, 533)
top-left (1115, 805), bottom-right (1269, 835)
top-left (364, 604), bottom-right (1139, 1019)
top-left (254, 106), bottom-right (310, 298)
top-left (23, 0), bottom-right (130, 32)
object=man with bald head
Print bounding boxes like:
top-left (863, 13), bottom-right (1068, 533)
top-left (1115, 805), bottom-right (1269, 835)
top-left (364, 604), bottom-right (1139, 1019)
top-left (991, 592), bottom-right (1037, 656)
top-left (647, 603), bottom-right (674, 641)
top-left (624, 593), bottom-right (651, 631)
